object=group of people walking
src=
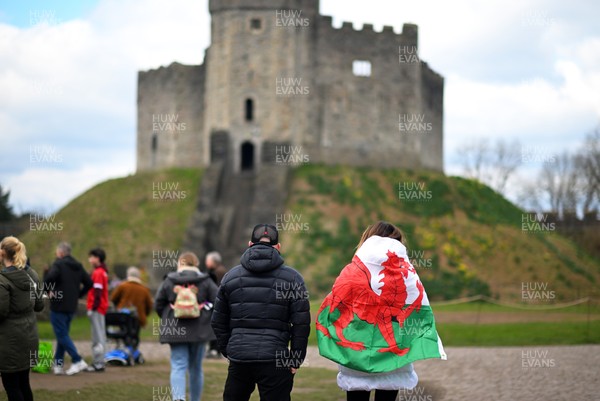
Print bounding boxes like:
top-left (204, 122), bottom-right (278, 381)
top-left (0, 221), bottom-right (443, 401)
top-left (42, 243), bottom-right (154, 375)
top-left (0, 239), bottom-right (154, 400)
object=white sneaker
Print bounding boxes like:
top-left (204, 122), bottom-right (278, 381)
top-left (65, 360), bottom-right (88, 375)
top-left (52, 366), bottom-right (64, 375)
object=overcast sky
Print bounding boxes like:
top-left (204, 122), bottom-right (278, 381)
top-left (1, 0), bottom-right (598, 213)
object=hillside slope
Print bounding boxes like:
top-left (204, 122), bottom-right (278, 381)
top-left (21, 168), bottom-right (202, 284)
top-left (279, 165), bottom-right (600, 301)
top-left (16, 165), bottom-right (599, 301)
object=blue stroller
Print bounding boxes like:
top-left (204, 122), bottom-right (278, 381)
top-left (104, 308), bottom-right (145, 366)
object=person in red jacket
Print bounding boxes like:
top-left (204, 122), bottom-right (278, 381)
top-left (86, 248), bottom-right (109, 372)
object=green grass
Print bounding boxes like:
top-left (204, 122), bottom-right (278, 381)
top-left (437, 321), bottom-right (600, 346)
top-left (21, 168), bottom-right (202, 275)
top-left (431, 300), bottom-right (600, 314)
top-left (4, 361), bottom-right (343, 401)
top-left (38, 316), bottom-right (91, 342)
top-left (38, 314), bottom-right (162, 342)
top-left (448, 176), bottom-right (523, 226)
top-left (1, 384), bottom-right (153, 401)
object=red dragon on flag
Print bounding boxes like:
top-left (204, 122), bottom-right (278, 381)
top-left (316, 236), bottom-right (446, 373)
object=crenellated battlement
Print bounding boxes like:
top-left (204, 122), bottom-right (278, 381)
top-left (319, 15), bottom-right (418, 43)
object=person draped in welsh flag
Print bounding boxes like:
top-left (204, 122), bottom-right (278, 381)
top-left (316, 221), bottom-right (446, 401)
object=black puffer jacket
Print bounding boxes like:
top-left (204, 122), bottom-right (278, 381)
top-left (155, 268), bottom-right (218, 344)
top-left (43, 255), bottom-right (92, 313)
top-left (211, 243), bottom-right (311, 367)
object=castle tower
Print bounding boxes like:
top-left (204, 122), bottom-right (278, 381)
top-left (136, 0), bottom-right (444, 173)
top-left (204, 0), bottom-right (320, 172)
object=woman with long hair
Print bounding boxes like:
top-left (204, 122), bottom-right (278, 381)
top-left (0, 236), bottom-right (44, 401)
top-left (317, 221), bottom-right (446, 401)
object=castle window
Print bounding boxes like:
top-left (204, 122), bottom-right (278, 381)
top-left (250, 18), bottom-right (262, 31)
top-left (151, 133), bottom-right (158, 151)
top-left (245, 98), bottom-right (254, 122)
top-left (353, 60), bottom-right (372, 77)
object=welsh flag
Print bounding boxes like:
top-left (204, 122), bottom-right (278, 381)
top-left (316, 235), bottom-right (446, 373)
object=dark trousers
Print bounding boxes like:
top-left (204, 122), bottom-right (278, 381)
top-left (223, 361), bottom-right (294, 401)
top-left (50, 311), bottom-right (82, 365)
top-left (347, 390), bottom-right (399, 401)
top-left (1, 369), bottom-right (34, 401)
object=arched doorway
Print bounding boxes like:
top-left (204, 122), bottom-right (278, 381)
top-left (240, 141), bottom-right (254, 171)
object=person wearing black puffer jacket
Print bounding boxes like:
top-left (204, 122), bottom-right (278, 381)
top-left (211, 224), bottom-right (311, 401)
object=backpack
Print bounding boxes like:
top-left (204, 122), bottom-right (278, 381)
top-left (171, 284), bottom-right (200, 319)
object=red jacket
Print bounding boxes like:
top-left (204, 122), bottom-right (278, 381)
top-left (87, 265), bottom-right (109, 315)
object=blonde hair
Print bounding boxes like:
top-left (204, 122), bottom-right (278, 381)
top-left (0, 236), bottom-right (28, 269)
top-left (356, 221), bottom-right (405, 250)
top-left (178, 252), bottom-right (199, 267)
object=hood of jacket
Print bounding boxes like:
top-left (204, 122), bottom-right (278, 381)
top-left (0, 266), bottom-right (36, 291)
top-left (166, 267), bottom-right (211, 285)
top-left (240, 243), bottom-right (284, 273)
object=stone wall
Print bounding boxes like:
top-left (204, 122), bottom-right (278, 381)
top-left (419, 62), bottom-right (444, 171)
top-left (137, 1), bottom-right (444, 173)
top-left (136, 62), bottom-right (205, 171)
top-left (202, 2), bottom-right (318, 172)
top-left (307, 17), bottom-right (441, 170)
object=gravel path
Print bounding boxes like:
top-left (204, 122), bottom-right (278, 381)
top-left (70, 342), bottom-right (599, 401)
top-left (305, 345), bottom-right (600, 401)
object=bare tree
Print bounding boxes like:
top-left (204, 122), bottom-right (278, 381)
top-left (538, 152), bottom-right (568, 215)
top-left (459, 138), bottom-right (521, 194)
top-left (515, 126), bottom-right (599, 217)
top-left (460, 139), bottom-right (490, 182)
top-left (516, 179), bottom-right (543, 211)
top-left (576, 128), bottom-right (600, 215)
top-left (492, 140), bottom-right (522, 193)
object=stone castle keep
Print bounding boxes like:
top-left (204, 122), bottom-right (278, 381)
top-left (136, 0), bottom-right (444, 173)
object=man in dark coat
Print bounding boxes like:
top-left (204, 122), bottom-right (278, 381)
top-left (211, 224), bottom-right (311, 401)
top-left (43, 242), bottom-right (93, 375)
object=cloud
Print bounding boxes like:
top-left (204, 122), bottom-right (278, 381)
top-left (445, 58), bottom-right (598, 154)
top-left (5, 150), bottom-right (134, 215)
top-left (0, 0), bottom-right (210, 212)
